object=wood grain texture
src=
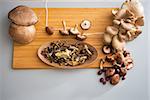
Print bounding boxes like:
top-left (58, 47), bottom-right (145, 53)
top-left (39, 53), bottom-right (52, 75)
top-left (13, 8), bottom-right (114, 69)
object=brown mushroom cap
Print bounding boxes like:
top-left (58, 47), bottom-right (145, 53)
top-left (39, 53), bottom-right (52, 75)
top-left (8, 5), bottom-right (38, 26)
top-left (9, 23), bottom-right (36, 44)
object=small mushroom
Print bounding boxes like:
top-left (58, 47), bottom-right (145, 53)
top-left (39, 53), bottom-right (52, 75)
top-left (114, 9), bottom-right (127, 19)
top-left (105, 68), bottom-right (116, 77)
top-left (80, 20), bottom-right (91, 30)
top-left (106, 26), bottom-right (119, 35)
top-left (102, 45), bottom-right (112, 54)
top-left (59, 20), bottom-right (69, 35)
top-left (110, 74), bottom-right (120, 85)
top-left (45, 26), bottom-right (54, 35)
top-left (76, 33), bottom-right (87, 41)
top-left (121, 20), bottom-right (135, 31)
top-left (69, 24), bottom-right (80, 35)
top-left (135, 16), bottom-right (144, 26)
top-left (112, 35), bottom-right (126, 50)
top-left (103, 33), bottom-right (113, 44)
top-left (119, 67), bottom-right (127, 76)
top-left (8, 5), bottom-right (38, 26)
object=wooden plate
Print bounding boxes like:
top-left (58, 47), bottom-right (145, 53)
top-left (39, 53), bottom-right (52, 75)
top-left (37, 40), bottom-right (98, 69)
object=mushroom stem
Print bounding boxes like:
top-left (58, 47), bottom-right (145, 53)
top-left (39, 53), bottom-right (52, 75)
top-left (62, 20), bottom-right (67, 31)
top-left (74, 24), bottom-right (78, 31)
top-left (45, 0), bottom-right (48, 27)
top-left (99, 59), bottom-right (104, 70)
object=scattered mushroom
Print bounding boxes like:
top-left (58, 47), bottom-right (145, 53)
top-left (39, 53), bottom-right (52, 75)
top-left (135, 16), bottom-right (144, 26)
top-left (103, 33), bottom-right (113, 44)
top-left (112, 35), bottom-right (126, 50)
top-left (102, 45), bottom-right (112, 54)
top-left (110, 74), bottom-right (120, 85)
top-left (80, 20), bottom-right (91, 30)
top-left (69, 24), bottom-right (80, 35)
top-left (121, 20), bottom-right (136, 31)
top-left (59, 20), bottom-right (69, 35)
top-left (45, 26), bottom-right (54, 35)
top-left (105, 68), bottom-right (116, 77)
top-left (8, 5), bottom-right (38, 26)
top-left (9, 23), bottom-right (36, 44)
top-left (8, 5), bottom-right (38, 44)
top-left (106, 26), bottom-right (119, 35)
top-left (76, 32), bottom-right (87, 41)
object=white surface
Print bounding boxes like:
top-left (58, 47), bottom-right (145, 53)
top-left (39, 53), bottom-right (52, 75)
top-left (0, 1), bottom-right (149, 100)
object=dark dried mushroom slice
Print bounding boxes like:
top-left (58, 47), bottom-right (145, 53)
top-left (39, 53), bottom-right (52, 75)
top-left (80, 20), bottom-right (91, 30)
top-left (76, 34), bottom-right (87, 41)
top-left (102, 45), bottom-right (112, 54)
top-left (110, 74), bottom-right (120, 85)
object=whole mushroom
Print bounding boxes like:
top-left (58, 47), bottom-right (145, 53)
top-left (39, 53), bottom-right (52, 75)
top-left (8, 5), bottom-right (38, 26)
top-left (112, 35), bottom-right (126, 50)
top-left (69, 24), bottom-right (80, 35)
top-left (103, 33), bottom-right (113, 44)
top-left (106, 26), bottom-right (119, 35)
top-left (8, 5), bottom-right (38, 44)
top-left (9, 23), bottom-right (36, 44)
top-left (59, 20), bottom-right (69, 35)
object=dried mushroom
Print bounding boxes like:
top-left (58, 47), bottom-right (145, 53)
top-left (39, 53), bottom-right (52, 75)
top-left (80, 20), bottom-right (91, 30)
top-left (41, 41), bottom-right (93, 66)
top-left (69, 24), bottom-right (80, 35)
top-left (59, 20), bottom-right (69, 35)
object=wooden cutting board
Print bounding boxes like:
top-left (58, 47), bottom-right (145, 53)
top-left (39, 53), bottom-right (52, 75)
top-left (13, 8), bottom-right (115, 69)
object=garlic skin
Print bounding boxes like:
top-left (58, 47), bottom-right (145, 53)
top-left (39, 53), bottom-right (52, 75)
top-left (124, 0), bottom-right (144, 18)
top-left (9, 23), bottom-right (36, 44)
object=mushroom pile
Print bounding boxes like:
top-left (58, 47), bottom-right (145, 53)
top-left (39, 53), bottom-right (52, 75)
top-left (104, 0), bottom-right (144, 50)
top-left (41, 41), bottom-right (93, 66)
top-left (8, 5), bottom-right (38, 44)
top-left (100, 0), bottom-right (144, 85)
top-left (98, 49), bottom-right (133, 85)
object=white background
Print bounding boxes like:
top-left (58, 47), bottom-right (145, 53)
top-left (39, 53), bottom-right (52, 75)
top-left (0, 0), bottom-right (149, 100)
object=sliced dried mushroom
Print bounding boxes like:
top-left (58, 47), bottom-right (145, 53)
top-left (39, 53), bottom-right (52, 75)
top-left (80, 20), bottom-right (91, 30)
top-left (40, 41), bottom-right (94, 66)
top-left (102, 45), bottom-right (112, 54)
